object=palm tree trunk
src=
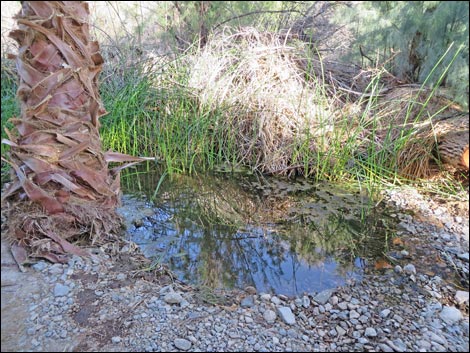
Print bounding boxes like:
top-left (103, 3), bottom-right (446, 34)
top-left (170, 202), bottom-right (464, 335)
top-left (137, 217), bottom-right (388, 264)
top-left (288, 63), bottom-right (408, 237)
top-left (2, 1), bottom-right (134, 263)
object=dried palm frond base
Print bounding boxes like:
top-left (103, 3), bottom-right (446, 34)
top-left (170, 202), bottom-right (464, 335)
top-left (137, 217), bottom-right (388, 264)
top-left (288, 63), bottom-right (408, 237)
top-left (2, 198), bottom-right (123, 264)
top-left (371, 85), bottom-right (469, 179)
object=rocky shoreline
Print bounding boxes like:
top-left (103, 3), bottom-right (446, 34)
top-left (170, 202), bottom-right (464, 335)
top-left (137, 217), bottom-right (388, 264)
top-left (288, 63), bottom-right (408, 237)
top-left (1, 185), bottom-right (469, 352)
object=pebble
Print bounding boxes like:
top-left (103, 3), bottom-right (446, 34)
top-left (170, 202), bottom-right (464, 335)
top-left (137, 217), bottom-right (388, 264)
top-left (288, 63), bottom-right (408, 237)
top-left (263, 309), bottom-right (277, 323)
top-left (313, 289), bottom-right (334, 305)
top-left (349, 310), bottom-right (360, 320)
top-left (457, 253), bottom-right (469, 262)
top-left (403, 263), bottom-right (416, 275)
top-left (163, 292), bottom-right (184, 305)
top-left (378, 343), bottom-right (394, 352)
top-left (53, 283), bottom-right (69, 297)
top-left (32, 262), bottom-right (47, 272)
top-left (439, 306), bottom-right (463, 324)
top-left (277, 307), bottom-right (296, 325)
top-left (336, 325), bottom-right (346, 336)
top-left (380, 309), bottom-right (391, 318)
top-left (302, 296), bottom-right (310, 308)
top-left (455, 291), bottom-right (469, 305)
top-left (394, 265), bottom-right (403, 274)
top-left (426, 331), bottom-right (447, 346)
top-left (174, 338), bottom-right (191, 351)
top-left (364, 327), bottom-right (377, 337)
top-left (241, 296), bottom-right (254, 308)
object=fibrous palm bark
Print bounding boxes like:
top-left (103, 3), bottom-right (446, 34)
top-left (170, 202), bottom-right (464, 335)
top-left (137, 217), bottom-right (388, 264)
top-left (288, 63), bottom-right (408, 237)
top-left (2, 1), bottom-right (142, 263)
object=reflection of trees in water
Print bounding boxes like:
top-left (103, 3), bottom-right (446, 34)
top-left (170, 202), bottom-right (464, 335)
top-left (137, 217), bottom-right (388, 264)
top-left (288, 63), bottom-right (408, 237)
top-left (284, 211), bottom-right (392, 280)
top-left (165, 217), bottom-right (287, 290)
top-left (122, 165), bottom-right (393, 290)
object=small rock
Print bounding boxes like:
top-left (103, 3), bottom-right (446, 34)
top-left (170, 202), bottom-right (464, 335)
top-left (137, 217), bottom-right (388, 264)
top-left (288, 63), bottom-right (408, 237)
top-left (455, 291), bottom-right (469, 305)
top-left (241, 295), bottom-right (254, 308)
top-left (174, 338), bottom-right (191, 351)
top-left (260, 293), bottom-right (271, 301)
top-left (263, 309), bottom-right (277, 323)
top-left (111, 336), bottom-right (121, 344)
top-left (31, 338), bottom-right (40, 347)
top-left (116, 273), bottom-right (127, 281)
top-left (53, 283), bottom-right (70, 297)
top-left (277, 306), bottom-right (296, 325)
top-left (349, 310), bottom-right (360, 320)
top-left (302, 296), bottom-right (311, 308)
top-left (426, 331), bottom-right (447, 346)
top-left (271, 296), bottom-right (282, 305)
top-left (244, 286), bottom-right (257, 294)
top-left (457, 253), bottom-right (469, 262)
top-left (388, 338), bottom-right (407, 351)
top-left (48, 264), bottom-right (64, 275)
top-left (330, 295), bottom-right (339, 306)
top-left (32, 261), bottom-right (47, 272)
top-left (365, 327), bottom-right (377, 337)
top-left (393, 314), bottom-right (404, 323)
top-left (439, 306), bottom-right (463, 324)
top-left (417, 339), bottom-right (432, 350)
top-left (163, 292), bottom-right (184, 305)
top-left (378, 343), bottom-right (394, 352)
top-left (336, 325), bottom-right (346, 336)
top-left (394, 265), bottom-right (403, 274)
top-left (431, 342), bottom-right (446, 351)
top-left (313, 289), bottom-right (334, 305)
top-left (403, 263), bottom-right (416, 275)
top-left (380, 309), bottom-right (391, 318)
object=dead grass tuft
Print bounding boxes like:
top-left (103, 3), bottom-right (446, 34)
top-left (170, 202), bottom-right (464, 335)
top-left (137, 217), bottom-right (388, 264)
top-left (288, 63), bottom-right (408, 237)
top-left (188, 27), bottom-right (338, 175)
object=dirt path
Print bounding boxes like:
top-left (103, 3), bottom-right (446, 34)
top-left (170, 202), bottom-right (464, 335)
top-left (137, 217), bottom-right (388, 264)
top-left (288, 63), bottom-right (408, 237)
top-left (1, 238), bottom-right (41, 351)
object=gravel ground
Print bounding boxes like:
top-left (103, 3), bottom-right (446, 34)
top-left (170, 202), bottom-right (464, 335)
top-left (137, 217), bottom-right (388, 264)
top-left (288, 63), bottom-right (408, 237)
top-left (1, 185), bottom-right (469, 352)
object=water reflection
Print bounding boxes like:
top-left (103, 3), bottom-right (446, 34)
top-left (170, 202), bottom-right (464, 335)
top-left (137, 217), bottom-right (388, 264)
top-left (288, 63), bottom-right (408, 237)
top-left (120, 165), bottom-right (394, 296)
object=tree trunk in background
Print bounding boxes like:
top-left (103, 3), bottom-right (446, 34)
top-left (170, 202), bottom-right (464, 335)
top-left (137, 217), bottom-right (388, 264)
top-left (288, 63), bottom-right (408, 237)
top-left (2, 1), bottom-right (137, 263)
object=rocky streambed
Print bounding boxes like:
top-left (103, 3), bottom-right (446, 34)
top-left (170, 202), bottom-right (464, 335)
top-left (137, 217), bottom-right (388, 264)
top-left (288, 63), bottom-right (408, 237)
top-left (1, 185), bottom-right (469, 352)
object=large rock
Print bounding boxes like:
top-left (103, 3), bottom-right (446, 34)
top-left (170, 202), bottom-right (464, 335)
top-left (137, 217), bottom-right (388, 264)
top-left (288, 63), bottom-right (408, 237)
top-left (439, 306), bottom-right (463, 324)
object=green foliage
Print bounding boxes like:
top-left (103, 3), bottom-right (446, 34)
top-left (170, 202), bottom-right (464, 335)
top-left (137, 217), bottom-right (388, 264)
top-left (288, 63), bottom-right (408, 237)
top-left (335, 1), bottom-right (469, 108)
top-left (99, 57), bottom-right (240, 174)
top-left (1, 62), bottom-right (18, 181)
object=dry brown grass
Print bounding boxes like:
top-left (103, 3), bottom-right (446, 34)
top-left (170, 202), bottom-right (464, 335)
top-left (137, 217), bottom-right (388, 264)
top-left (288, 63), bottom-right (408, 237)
top-left (187, 27), bottom-right (468, 179)
top-left (188, 27), bottom-right (341, 175)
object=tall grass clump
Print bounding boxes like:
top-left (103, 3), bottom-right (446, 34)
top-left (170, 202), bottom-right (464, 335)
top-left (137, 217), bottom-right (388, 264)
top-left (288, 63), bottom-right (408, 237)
top-left (1, 60), bottom-right (19, 182)
top-left (99, 52), bottom-right (241, 174)
top-left (187, 27), bottom-right (348, 179)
